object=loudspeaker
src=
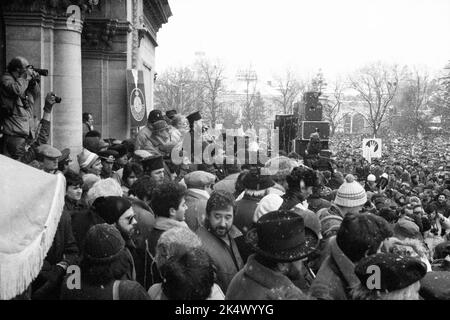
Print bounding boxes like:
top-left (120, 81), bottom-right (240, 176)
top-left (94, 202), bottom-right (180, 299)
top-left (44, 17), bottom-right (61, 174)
top-left (274, 115), bottom-right (298, 154)
top-left (304, 91), bottom-right (323, 121)
top-left (294, 139), bottom-right (329, 157)
top-left (301, 121), bottom-right (330, 140)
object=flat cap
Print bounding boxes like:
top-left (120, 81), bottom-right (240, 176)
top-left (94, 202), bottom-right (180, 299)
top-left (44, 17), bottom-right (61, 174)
top-left (58, 148), bottom-right (71, 163)
top-left (134, 149), bottom-right (153, 160)
top-left (184, 170), bottom-right (216, 189)
top-left (37, 144), bottom-right (62, 158)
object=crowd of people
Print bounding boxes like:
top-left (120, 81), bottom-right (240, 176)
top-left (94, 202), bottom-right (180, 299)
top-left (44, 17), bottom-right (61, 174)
top-left (2, 56), bottom-right (450, 300)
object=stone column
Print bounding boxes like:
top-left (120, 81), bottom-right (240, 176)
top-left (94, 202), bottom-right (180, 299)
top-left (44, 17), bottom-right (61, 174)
top-left (52, 17), bottom-right (83, 154)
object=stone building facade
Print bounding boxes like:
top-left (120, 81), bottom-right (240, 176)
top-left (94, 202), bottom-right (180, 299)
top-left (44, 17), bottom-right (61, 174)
top-left (0, 0), bottom-right (171, 156)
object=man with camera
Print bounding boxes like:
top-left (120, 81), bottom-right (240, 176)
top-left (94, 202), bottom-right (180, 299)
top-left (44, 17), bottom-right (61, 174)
top-left (0, 56), bottom-right (59, 162)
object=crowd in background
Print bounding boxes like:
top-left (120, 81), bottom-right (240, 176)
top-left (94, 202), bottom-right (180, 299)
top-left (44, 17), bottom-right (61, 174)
top-left (2, 56), bottom-right (450, 300)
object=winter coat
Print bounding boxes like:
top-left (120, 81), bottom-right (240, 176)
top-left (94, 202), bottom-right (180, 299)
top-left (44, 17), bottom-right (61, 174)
top-left (225, 254), bottom-right (306, 300)
top-left (308, 194), bottom-right (332, 213)
top-left (45, 209), bottom-right (79, 267)
top-left (145, 217), bottom-right (190, 287)
top-left (0, 72), bottom-right (39, 138)
top-left (63, 196), bottom-right (87, 219)
top-left (309, 236), bottom-right (360, 300)
top-left (71, 207), bottom-right (105, 253)
top-left (197, 225), bottom-right (244, 293)
top-left (135, 126), bottom-right (160, 155)
top-left (31, 209), bottom-right (80, 299)
top-left (146, 217), bottom-right (190, 257)
top-left (129, 199), bottom-right (156, 290)
top-left (234, 194), bottom-right (264, 234)
top-left (184, 188), bottom-right (209, 232)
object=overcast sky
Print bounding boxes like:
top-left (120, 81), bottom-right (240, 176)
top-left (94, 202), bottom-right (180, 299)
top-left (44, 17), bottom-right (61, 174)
top-left (156, 0), bottom-right (450, 81)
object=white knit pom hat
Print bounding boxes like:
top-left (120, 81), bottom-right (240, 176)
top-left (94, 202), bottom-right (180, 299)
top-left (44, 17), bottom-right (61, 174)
top-left (334, 174), bottom-right (367, 208)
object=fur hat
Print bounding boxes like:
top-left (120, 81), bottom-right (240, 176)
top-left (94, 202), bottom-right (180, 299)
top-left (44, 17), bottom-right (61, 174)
top-left (81, 174), bottom-right (101, 192)
top-left (86, 178), bottom-right (123, 207)
top-left (420, 271), bottom-right (450, 300)
top-left (334, 174), bottom-right (367, 208)
top-left (142, 155), bottom-right (164, 173)
top-left (155, 227), bottom-right (202, 268)
top-left (355, 252), bottom-right (427, 292)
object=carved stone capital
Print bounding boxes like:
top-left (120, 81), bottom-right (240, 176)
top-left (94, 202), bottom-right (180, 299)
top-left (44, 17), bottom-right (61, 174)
top-left (82, 18), bottom-right (119, 50)
top-left (1, 0), bottom-right (100, 19)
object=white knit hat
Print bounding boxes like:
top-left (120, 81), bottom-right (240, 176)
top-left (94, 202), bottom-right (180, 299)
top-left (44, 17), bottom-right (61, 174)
top-left (77, 148), bottom-right (99, 169)
top-left (253, 193), bottom-right (284, 223)
top-left (334, 174), bottom-right (367, 208)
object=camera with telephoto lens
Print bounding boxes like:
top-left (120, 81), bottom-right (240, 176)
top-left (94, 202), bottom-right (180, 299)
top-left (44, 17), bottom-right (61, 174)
top-left (33, 68), bottom-right (49, 76)
top-left (52, 94), bottom-right (62, 103)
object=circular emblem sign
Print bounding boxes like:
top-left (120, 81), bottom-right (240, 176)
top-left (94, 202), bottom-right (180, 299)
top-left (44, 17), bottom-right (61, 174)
top-left (365, 139), bottom-right (379, 152)
top-left (130, 88), bottom-right (146, 122)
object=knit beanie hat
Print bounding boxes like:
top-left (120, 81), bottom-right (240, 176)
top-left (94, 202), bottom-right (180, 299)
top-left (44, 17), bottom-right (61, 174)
top-left (334, 174), bottom-right (367, 208)
top-left (320, 214), bottom-right (343, 238)
top-left (77, 148), bottom-right (99, 169)
top-left (253, 194), bottom-right (284, 223)
top-left (84, 223), bottom-right (125, 263)
top-left (93, 196), bottom-right (132, 224)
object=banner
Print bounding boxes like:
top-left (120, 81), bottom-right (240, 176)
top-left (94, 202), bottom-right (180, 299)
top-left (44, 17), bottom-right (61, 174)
top-left (0, 155), bottom-right (65, 299)
top-left (362, 138), bottom-right (382, 162)
top-left (127, 69), bottom-right (147, 127)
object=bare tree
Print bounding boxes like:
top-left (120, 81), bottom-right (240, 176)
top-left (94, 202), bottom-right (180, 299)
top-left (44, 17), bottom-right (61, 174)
top-left (431, 61), bottom-right (450, 132)
top-left (196, 59), bottom-right (226, 128)
top-left (394, 67), bottom-right (438, 135)
top-left (349, 62), bottom-right (401, 136)
top-left (237, 68), bottom-right (258, 130)
top-left (272, 69), bottom-right (304, 114)
top-left (154, 67), bottom-right (205, 115)
top-left (242, 91), bottom-right (268, 131)
top-left (323, 79), bottom-right (345, 137)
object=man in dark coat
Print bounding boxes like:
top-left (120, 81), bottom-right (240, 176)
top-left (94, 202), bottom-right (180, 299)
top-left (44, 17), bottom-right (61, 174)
top-left (234, 167), bottom-right (275, 235)
top-left (310, 213), bottom-right (393, 300)
top-left (226, 210), bottom-right (318, 300)
top-left (197, 191), bottom-right (244, 293)
top-left (31, 174), bottom-right (81, 299)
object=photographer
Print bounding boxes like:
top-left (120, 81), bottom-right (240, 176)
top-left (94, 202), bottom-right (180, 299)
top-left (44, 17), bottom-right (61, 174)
top-left (0, 56), bottom-right (58, 163)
